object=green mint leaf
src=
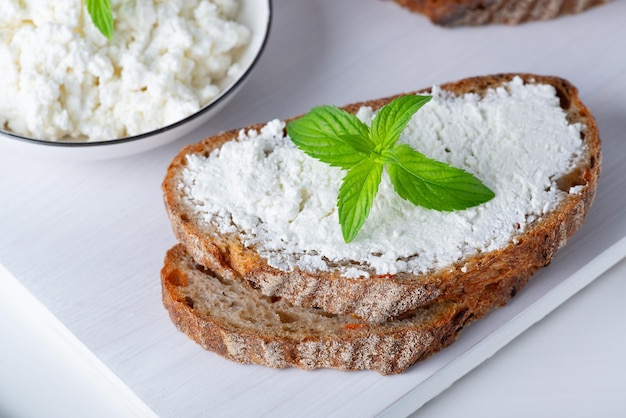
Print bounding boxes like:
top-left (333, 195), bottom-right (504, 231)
top-left (86, 0), bottom-right (114, 40)
top-left (386, 144), bottom-right (495, 211)
top-left (370, 95), bottom-right (431, 151)
top-left (337, 160), bottom-right (384, 243)
top-left (288, 95), bottom-right (495, 243)
top-left (286, 105), bottom-right (374, 169)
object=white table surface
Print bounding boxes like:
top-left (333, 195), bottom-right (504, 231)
top-left (2, 1), bottom-right (626, 417)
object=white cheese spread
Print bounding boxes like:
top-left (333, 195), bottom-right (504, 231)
top-left (0, 0), bottom-right (250, 141)
top-left (181, 77), bottom-right (586, 278)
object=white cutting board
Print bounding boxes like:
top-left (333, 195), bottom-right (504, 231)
top-left (1, 1), bottom-right (626, 416)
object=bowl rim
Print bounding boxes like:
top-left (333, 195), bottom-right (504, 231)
top-left (0, 0), bottom-right (273, 149)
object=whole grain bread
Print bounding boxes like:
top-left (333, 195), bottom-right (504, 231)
top-left (162, 74), bottom-right (600, 324)
top-left (393, 0), bottom-right (611, 26)
top-left (162, 243), bottom-right (534, 374)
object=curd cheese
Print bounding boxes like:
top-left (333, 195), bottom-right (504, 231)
top-left (181, 78), bottom-right (586, 278)
top-left (0, 0), bottom-right (250, 141)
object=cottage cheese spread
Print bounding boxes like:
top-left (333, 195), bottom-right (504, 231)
top-left (181, 77), bottom-right (586, 278)
top-left (0, 0), bottom-right (250, 141)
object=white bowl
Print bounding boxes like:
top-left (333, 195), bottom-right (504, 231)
top-left (0, 0), bottom-right (272, 160)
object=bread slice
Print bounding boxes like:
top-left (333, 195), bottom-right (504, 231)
top-left (394, 0), bottom-right (611, 26)
top-left (162, 243), bottom-right (534, 374)
top-left (162, 74), bottom-right (600, 324)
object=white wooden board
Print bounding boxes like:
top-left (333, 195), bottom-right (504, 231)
top-left (1, 1), bottom-right (625, 416)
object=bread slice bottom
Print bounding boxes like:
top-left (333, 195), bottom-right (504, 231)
top-left (162, 244), bottom-right (532, 375)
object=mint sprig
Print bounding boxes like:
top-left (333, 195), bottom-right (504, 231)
top-left (286, 95), bottom-right (495, 243)
top-left (85, 0), bottom-right (114, 40)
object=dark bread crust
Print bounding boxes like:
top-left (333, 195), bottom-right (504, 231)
top-left (162, 244), bottom-right (533, 374)
top-left (394, 0), bottom-right (611, 26)
top-left (162, 73), bottom-right (601, 324)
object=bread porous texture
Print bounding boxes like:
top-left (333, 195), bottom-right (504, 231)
top-left (161, 243), bottom-right (534, 374)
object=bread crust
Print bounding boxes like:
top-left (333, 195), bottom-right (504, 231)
top-left (393, 0), bottom-right (611, 26)
top-left (162, 73), bottom-right (601, 324)
top-left (162, 244), bottom-right (533, 374)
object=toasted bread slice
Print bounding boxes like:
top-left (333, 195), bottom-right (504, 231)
top-left (394, 0), bottom-right (611, 26)
top-left (162, 74), bottom-right (600, 324)
top-left (162, 243), bottom-right (533, 374)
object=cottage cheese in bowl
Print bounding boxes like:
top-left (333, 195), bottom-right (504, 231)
top-left (0, 0), bottom-right (271, 158)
